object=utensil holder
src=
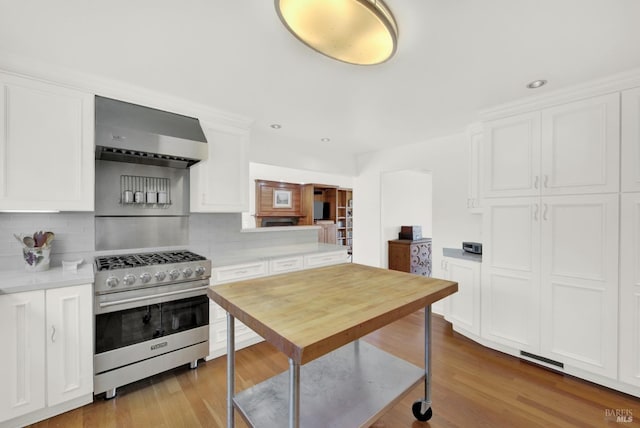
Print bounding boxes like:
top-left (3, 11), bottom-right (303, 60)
top-left (23, 247), bottom-right (51, 272)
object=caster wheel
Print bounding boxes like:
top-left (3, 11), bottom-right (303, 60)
top-left (412, 400), bottom-right (433, 422)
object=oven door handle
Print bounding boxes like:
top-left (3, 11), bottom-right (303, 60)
top-left (98, 286), bottom-right (209, 309)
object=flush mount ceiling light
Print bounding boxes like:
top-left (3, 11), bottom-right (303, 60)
top-left (527, 79), bottom-right (548, 89)
top-left (270, 124), bottom-right (282, 129)
top-left (320, 137), bottom-right (331, 142)
top-left (275, 0), bottom-right (398, 65)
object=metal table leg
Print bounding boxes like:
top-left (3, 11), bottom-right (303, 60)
top-left (227, 313), bottom-right (236, 428)
top-left (288, 358), bottom-right (300, 428)
top-left (411, 305), bottom-right (433, 421)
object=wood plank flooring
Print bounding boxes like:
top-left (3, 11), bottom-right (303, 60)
top-left (30, 311), bottom-right (639, 427)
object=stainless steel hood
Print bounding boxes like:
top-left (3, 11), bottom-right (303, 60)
top-left (95, 96), bottom-right (208, 168)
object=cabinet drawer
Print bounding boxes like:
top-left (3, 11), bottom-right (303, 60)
top-left (212, 261), bottom-right (267, 284)
top-left (269, 256), bottom-right (304, 274)
top-left (304, 250), bottom-right (349, 268)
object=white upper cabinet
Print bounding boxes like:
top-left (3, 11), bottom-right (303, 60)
top-left (483, 112), bottom-right (541, 198)
top-left (540, 93), bottom-right (620, 195)
top-left (620, 193), bottom-right (640, 387)
top-left (622, 87), bottom-right (640, 192)
top-left (190, 124), bottom-right (249, 213)
top-left (483, 93), bottom-right (620, 198)
top-left (0, 73), bottom-right (94, 211)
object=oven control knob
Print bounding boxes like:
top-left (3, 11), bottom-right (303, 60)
top-left (195, 266), bottom-right (206, 276)
top-left (182, 267), bottom-right (194, 278)
top-left (140, 272), bottom-right (152, 284)
top-left (106, 276), bottom-right (119, 288)
top-left (123, 274), bottom-right (136, 286)
top-left (169, 269), bottom-right (180, 280)
top-left (155, 271), bottom-right (167, 281)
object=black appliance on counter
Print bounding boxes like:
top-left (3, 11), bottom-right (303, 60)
top-left (462, 241), bottom-right (482, 254)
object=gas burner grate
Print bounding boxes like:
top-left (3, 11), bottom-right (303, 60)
top-left (95, 250), bottom-right (206, 271)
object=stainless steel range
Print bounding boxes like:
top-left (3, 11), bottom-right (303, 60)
top-left (93, 250), bottom-right (211, 399)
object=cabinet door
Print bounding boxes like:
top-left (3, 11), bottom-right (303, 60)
top-left (0, 291), bottom-right (45, 422)
top-left (303, 250), bottom-right (349, 268)
top-left (622, 87), bottom-right (640, 192)
top-left (45, 284), bottom-right (93, 406)
top-left (444, 257), bottom-right (481, 337)
top-left (481, 197), bottom-right (540, 352)
top-left (539, 194), bottom-right (618, 378)
top-left (541, 93), bottom-right (620, 195)
top-left (483, 112), bottom-right (541, 198)
top-left (190, 124), bottom-right (249, 213)
top-left (269, 255), bottom-right (304, 274)
top-left (620, 193), bottom-right (640, 387)
top-left (467, 123), bottom-right (483, 212)
top-left (0, 73), bottom-right (94, 211)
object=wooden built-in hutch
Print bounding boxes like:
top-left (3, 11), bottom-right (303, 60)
top-left (255, 180), bottom-right (353, 253)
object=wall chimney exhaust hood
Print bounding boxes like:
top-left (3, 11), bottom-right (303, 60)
top-left (95, 96), bottom-right (208, 168)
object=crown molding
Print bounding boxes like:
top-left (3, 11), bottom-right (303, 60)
top-left (479, 67), bottom-right (640, 121)
top-left (0, 51), bottom-right (253, 130)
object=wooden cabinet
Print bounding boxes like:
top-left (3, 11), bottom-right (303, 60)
top-left (482, 195), bottom-right (619, 377)
top-left (0, 72), bottom-right (94, 211)
top-left (483, 93), bottom-right (620, 198)
top-left (620, 193), bottom-right (640, 387)
top-left (443, 257), bottom-right (481, 337)
top-left (0, 284), bottom-right (92, 426)
top-left (316, 221), bottom-right (337, 244)
top-left (467, 123), bottom-right (483, 213)
top-left (190, 123), bottom-right (249, 213)
top-left (622, 87), bottom-right (640, 192)
top-left (336, 188), bottom-right (353, 251)
top-left (388, 239), bottom-right (432, 277)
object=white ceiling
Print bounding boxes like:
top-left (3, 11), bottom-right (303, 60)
top-left (2, 0), bottom-right (640, 157)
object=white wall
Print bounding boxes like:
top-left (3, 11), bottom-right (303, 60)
top-left (380, 170), bottom-right (433, 268)
top-left (353, 133), bottom-right (482, 280)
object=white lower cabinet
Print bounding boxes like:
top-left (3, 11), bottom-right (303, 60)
top-left (482, 195), bottom-right (619, 378)
top-left (208, 250), bottom-right (349, 360)
top-left (0, 284), bottom-right (93, 426)
top-left (443, 257), bottom-right (481, 337)
top-left (620, 193), bottom-right (640, 387)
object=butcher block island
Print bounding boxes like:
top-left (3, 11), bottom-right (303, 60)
top-left (208, 263), bottom-right (458, 427)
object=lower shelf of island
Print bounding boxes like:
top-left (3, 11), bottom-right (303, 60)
top-left (233, 340), bottom-right (424, 428)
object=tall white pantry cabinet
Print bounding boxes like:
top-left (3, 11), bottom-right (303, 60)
top-left (481, 92), bottom-right (622, 381)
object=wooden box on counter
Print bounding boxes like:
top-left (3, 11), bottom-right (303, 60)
top-left (388, 238), bottom-right (432, 277)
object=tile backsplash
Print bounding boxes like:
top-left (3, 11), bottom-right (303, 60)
top-left (0, 212), bottom-right (319, 271)
top-left (0, 212), bottom-right (95, 271)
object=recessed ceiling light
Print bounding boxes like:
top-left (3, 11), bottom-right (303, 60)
top-left (270, 124), bottom-right (282, 129)
top-left (321, 138), bottom-right (331, 142)
top-left (526, 79), bottom-right (547, 89)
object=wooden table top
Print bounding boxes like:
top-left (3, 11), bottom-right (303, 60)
top-left (207, 263), bottom-right (457, 365)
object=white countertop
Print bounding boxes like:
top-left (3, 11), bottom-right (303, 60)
top-left (210, 243), bottom-right (347, 267)
top-left (0, 263), bottom-right (94, 294)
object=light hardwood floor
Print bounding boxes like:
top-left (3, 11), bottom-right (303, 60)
top-left (30, 311), bottom-right (639, 427)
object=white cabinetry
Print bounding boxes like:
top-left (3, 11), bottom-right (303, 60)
top-left (482, 195), bottom-right (619, 377)
top-left (0, 72), bottom-right (94, 211)
top-left (622, 87), bottom-right (640, 192)
top-left (467, 123), bottom-right (483, 212)
top-left (539, 194), bottom-right (619, 378)
top-left (483, 93), bottom-right (620, 198)
top-left (443, 257), bottom-right (481, 337)
top-left (481, 198), bottom-right (541, 352)
top-left (269, 255), bottom-right (304, 274)
top-left (621, 193), bottom-right (640, 387)
top-left (190, 124), bottom-right (249, 213)
top-left (0, 284), bottom-right (92, 426)
top-left (303, 250), bottom-right (350, 267)
top-left (0, 291), bottom-right (45, 421)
